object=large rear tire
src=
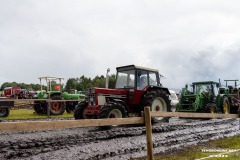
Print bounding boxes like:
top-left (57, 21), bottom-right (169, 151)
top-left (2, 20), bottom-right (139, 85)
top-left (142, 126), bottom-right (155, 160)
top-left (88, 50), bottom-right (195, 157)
top-left (140, 89), bottom-right (171, 123)
top-left (74, 101), bottom-right (89, 119)
top-left (33, 100), bottom-right (47, 115)
top-left (0, 108), bottom-right (10, 117)
top-left (50, 97), bottom-right (65, 115)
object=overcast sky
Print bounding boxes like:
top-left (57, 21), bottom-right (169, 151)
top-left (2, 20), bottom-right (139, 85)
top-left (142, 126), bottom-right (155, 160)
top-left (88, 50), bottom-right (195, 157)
top-left (1, 0), bottom-right (240, 90)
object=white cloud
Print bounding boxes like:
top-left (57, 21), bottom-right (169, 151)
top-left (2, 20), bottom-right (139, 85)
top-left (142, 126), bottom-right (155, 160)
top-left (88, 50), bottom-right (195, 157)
top-left (0, 0), bottom-right (240, 89)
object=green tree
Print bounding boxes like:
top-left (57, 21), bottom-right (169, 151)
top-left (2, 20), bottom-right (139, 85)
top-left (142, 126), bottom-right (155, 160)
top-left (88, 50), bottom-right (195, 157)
top-left (65, 78), bottom-right (78, 92)
top-left (108, 74), bottom-right (116, 89)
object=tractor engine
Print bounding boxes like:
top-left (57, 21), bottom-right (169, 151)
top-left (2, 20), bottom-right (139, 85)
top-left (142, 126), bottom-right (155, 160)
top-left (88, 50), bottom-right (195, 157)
top-left (82, 87), bottom-right (128, 118)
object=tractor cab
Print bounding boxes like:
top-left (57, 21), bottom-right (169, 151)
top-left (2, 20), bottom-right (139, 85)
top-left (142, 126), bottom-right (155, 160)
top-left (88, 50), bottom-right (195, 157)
top-left (115, 65), bottom-right (161, 90)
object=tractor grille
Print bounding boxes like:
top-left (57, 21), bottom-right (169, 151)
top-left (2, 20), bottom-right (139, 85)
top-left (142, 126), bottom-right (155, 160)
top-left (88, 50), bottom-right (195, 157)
top-left (88, 94), bottom-right (95, 106)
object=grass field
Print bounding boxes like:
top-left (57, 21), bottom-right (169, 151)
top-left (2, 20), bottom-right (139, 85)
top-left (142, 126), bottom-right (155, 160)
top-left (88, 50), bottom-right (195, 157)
top-left (0, 108), bottom-right (74, 120)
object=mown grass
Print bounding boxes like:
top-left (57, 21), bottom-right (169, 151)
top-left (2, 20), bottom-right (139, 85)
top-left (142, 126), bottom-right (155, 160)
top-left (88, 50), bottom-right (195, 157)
top-left (134, 134), bottom-right (240, 160)
top-left (0, 109), bottom-right (73, 120)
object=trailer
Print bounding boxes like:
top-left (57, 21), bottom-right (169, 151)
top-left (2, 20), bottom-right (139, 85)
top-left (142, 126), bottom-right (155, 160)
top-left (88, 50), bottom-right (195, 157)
top-left (0, 99), bottom-right (14, 117)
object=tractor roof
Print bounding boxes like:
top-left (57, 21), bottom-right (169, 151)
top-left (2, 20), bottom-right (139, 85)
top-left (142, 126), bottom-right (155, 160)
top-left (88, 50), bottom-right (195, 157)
top-left (224, 80), bottom-right (239, 81)
top-left (116, 65), bottom-right (158, 72)
top-left (192, 81), bottom-right (218, 85)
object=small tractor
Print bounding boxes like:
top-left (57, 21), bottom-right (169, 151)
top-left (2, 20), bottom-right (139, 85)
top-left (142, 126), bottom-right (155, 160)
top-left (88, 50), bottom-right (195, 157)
top-left (176, 81), bottom-right (230, 114)
top-left (34, 77), bottom-right (85, 115)
top-left (74, 65), bottom-right (172, 122)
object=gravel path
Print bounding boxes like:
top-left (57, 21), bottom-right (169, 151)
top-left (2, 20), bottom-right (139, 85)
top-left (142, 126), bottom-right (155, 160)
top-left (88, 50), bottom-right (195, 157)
top-left (0, 118), bottom-right (239, 160)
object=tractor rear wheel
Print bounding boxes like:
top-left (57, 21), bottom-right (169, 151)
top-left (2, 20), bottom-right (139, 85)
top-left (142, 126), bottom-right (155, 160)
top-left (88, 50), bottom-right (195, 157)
top-left (220, 97), bottom-right (230, 114)
top-left (140, 89), bottom-right (171, 123)
top-left (50, 97), bottom-right (65, 115)
top-left (74, 101), bottom-right (89, 119)
top-left (205, 103), bottom-right (218, 113)
top-left (0, 108), bottom-right (10, 117)
top-left (98, 101), bottom-right (127, 129)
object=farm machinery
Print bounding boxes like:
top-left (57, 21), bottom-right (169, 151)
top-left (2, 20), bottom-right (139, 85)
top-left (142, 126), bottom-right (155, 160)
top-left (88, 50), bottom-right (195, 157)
top-left (74, 65), bottom-right (172, 122)
top-left (0, 100), bottom-right (13, 117)
top-left (34, 77), bottom-right (85, 115)
top-left (220, 80), bottom-right (240, 113)
top-left (176, 80), bottom-right (240, 114)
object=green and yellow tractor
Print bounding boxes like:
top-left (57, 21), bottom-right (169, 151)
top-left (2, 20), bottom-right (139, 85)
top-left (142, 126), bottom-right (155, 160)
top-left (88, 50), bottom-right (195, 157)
top-left (219, 80), bottom-right (240, 114)
top-left (176, 81), bottom-right (231, 114)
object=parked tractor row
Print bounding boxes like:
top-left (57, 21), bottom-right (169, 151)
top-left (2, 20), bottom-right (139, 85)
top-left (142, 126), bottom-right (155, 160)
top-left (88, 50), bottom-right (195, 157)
top-left (1, 64), bottom-right (240, 121)
top-left (73, 65), bottom-right (240, 125)
top-left (176, 80), bottom-right (240, 114)
top-left (0, 77), bottom-right (86, 117)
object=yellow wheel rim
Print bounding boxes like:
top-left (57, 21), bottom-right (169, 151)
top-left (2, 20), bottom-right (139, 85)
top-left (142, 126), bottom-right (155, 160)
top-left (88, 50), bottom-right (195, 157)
top-left (210, 106), bottom-right (215, 113)
top-left (223, 101), bottom-right (229, 114)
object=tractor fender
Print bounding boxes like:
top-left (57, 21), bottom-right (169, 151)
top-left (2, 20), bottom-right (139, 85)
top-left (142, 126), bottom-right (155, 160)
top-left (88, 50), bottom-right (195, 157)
top-left (50, 93), bottom-right (62, 99)
top-left (146, 86), bottom-right (170, 95)
top-left (107, 99), bottom-right (129, 113)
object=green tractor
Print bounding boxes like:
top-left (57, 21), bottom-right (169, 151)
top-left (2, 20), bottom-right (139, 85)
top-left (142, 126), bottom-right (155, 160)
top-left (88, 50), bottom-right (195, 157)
top-left (33, 77), bottom-right (85, 115)
top-left (62, 89), bottom-right (85, 113)
top-left (176, 81), bottom-right (230, 114)
top-left (219, 80), bottom-right (240, 114)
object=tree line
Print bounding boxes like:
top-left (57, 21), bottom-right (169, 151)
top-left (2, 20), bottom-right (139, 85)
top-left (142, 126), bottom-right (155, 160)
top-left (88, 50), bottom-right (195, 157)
top-left (0, 74), bottom-right (116, 92)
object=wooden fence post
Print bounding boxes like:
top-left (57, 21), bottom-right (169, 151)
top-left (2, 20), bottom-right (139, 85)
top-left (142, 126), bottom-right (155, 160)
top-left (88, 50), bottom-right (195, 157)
top-left (144, 107), bottom-right (154, 160)
top-left (47, 101), bottom-right (50, 118)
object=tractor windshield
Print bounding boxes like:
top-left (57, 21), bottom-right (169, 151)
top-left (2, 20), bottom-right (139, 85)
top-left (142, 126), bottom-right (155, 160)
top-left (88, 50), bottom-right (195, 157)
top-left (194, 83), bottom-right (218, 96)
top-left (115, 69), bottom-right (135, 89)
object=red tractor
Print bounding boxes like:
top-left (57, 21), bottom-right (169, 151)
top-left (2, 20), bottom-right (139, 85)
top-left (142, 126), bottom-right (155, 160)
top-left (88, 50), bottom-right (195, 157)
top-left (74, 65), bottom-right (172, 122)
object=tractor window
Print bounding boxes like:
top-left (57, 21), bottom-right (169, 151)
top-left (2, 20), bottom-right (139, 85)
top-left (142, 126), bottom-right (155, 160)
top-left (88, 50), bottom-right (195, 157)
top-left (212, 83), bottom-right (219, 96)
top-left (115, 70), bottom-right (135, 88)
top-left (137, 70), bottom-right (148, 90)
top-left (202, 84), bottom-right (212, 92)
top-left (149, 72), bottom-right (157, 86)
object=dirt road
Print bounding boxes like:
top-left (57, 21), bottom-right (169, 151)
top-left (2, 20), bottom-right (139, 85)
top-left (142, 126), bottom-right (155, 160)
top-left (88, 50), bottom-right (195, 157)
top-left (0, 118), bottom-right (239, 160)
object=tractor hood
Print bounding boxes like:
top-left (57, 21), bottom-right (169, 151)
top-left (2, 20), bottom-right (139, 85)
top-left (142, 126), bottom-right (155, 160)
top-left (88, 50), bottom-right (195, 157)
top-left (86, 87), bottom-right (128, 96)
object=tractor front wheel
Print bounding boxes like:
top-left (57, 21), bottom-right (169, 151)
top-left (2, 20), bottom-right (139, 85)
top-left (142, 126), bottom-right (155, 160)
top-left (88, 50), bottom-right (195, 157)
top-left (0, 108), bottom-right (10, 117)
top-left (221, 97), bottom-right (230, 114)
top-left (205, 103), bottom-right (218, 113)
top-left (98, 101), bottom-right (127, 129)
top-left (74, 101), bottom-right (89, 119)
